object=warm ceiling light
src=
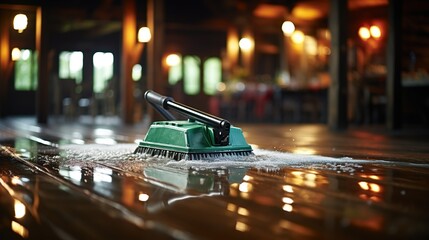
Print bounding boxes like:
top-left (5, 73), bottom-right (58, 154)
top-left (166, 54), bottom-right (181, 67)
top-left (238, 37), bottom-right (252, 51)
top-left (13, 14), bottom-right (28, 33)
top-left (138, 27), bottom-right (151, 43)
top-left (11, 48), bottom-right (21, 61)
top-left (291, 30), bottom-right (304, 44)
top-left (358, 27), bottom-right (370, 40)
top-left (370, 25), bottom-right (381, 39)
top-left (281, 21), bottom-right (295, 36)
top-left (292, 4), bottom-right (324, 20)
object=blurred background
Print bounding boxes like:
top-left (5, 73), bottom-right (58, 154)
top-left (1, 0), bottom-right (428, 129)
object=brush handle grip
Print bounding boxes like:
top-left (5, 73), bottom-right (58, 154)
top-left (144, 90), bottom-right (174, 109)
top-left (144, 90), bottom-right (176, 120)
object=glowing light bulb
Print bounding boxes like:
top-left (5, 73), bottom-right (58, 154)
top-left (238, 38), bottom-right (252, 51)
top-left (13, 14), bottom-right (28, 33)
top-left (370, 25), bottom-right (381, 39)
top-left (359, 27), bottom-right (370, 40)
top-left (291, 31), bottom-right (304, 44)
top-left (11, 48), bottom-right (21, 61)
top-left (138, 27), bottom-right (151, 43)
top-left (166, 54), bottom-right (181, 67)
top-left (282, 21), bottom-right (295, 36)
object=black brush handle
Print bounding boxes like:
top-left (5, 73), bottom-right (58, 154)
top-left (145, 90), bottom-right (230, 145)
top-left (144, 90), bottom-right (176, 120)
top-left (145, 90), bottom-right (174, 109)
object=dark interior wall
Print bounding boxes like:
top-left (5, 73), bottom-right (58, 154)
top-left (164, 27), bottom-right (227, 57)
top-left (402, 0), bottom-right (429, 72)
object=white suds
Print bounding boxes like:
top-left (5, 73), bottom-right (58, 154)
top-left (58, 144), bottom-right (388, 173)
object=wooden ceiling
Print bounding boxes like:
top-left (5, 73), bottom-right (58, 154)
top-left (2, 0), bottom-right (391, 32)
top-left (2, 0), bottom-right (428, 50)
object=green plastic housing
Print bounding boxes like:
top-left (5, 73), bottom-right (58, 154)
top-left (138, 120), bottom-right (252, 155)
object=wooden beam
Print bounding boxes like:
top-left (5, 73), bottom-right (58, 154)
top-left (226, 27), bottom-right (239, 72)
top-left (146, 0), bottom-right (165, 120)
top-left (121, 0), bottom-right (144, 124)
top-left (0, 11), bottom-right (11, 118)
top-left (328, 0), bottom-right (348, 130)
top-left (386, 0), bottom-right (402, 130)
top-left (36, 6), bottom-right (49, 124)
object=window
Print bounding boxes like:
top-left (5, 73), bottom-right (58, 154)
top-left (168, 63), bottom-right (182, 85)
top-left (14, 49), bottom-right (37, 91)
top-left (167, 55), bottom-right (223, 96)
top-left (168, 54), bottom-right (182, 85)
top-left (132, 64), bottom-right (142, 81)
top-left (59, 51), bottom-right (83, 83)
top-left (93, 52), bottom-right (114, 93)
top-left (203, 57), bottom-right (222, 95)
top-left (183, 56), bottom-right (200, 95)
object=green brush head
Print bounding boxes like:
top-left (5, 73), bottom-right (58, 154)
top-left (134, 120), bottom-right (253, 160)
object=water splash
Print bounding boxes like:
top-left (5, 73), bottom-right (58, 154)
top-left (58, 143), bottom-right (389, 173)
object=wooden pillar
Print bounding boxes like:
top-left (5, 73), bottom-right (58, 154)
top-left (279, 32), bottom-right (290, 80)
top-left (82, 49), bottom-right (94, 96)
top-left (328, 0), bottom-right (348, 130)
top-left (147, 0), bottom-right (164, 120)
top-left (121, 0), bottom-right (138, 124)
top-left (36, 6), bottom-right (49, 124)
top-left (226, 27), bottom-right (239, 73)
top-left (0, 11), bottom-right (11, 118)
top-left (240, 29), bottom-right (254, 76)
top-left (386, 0), bottom-right (402, 130)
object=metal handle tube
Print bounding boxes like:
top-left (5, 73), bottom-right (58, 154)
top-left (167, 101), bottom-right (230, 129)
top-left (145, 90), bottom-right (230, 129)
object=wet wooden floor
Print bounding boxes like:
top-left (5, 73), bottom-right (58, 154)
top-left (1, 117), bottom-right (429, 239)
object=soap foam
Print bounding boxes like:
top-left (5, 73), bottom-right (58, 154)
top-left (58, 143), bottom-right (388, 173)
